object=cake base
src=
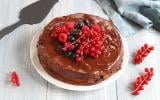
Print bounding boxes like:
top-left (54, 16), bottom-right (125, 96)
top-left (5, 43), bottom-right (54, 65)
top-left (37, 13), bottom-right (124, 85)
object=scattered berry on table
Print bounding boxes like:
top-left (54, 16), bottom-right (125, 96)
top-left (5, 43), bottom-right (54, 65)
top-left (132, 67), bottom-right (154, 95)
top-left (10, 71), bottom-right (20, 87)
top-left (133, 43), bottom-right (154, 64)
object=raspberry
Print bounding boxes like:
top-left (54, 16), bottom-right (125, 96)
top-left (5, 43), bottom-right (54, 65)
top-left (58, 33), bottom-right (68, 43)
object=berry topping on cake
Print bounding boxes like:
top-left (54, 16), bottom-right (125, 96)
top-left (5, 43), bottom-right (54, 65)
top-left (51, 19), bottom-right (106, 62)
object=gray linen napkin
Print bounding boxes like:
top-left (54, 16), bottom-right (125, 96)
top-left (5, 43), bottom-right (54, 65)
top-left (96, 0), bottom-right (160, 36)
top-left (140, 6), bottom-right (160, 31)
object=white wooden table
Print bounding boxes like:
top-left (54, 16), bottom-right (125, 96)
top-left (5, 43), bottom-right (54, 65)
top-left (0, 0), bottom-right (160, 100)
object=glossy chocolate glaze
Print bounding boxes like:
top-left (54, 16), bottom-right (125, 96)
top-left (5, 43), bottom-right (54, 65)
top-left (37, 13), bottom-right (124, 85)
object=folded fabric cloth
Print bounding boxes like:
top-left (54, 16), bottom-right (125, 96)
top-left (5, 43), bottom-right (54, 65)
top-left (96, 0), bottom-right (160, 36)
top-left (140, 6), bottom-right (160, 31)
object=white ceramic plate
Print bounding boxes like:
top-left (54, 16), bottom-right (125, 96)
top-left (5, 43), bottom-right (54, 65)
top-left (30, 29), bottom-right (129, 91)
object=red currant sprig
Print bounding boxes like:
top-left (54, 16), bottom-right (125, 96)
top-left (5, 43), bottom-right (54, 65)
top-left (133, 43), bottom-right (154, 64)
top-left (10, 71), bottom-right (20, 87)
top-left (132, 67), bottom-right (154, 95)
top-left (51, 19), bottom-right (106, 62)
top-left (75, 25), bottom-right (105, 62)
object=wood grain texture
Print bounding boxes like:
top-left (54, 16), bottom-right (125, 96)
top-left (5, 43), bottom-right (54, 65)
top-left (0, 0), bottom-right (160, 100)
top-left (117, 29), bottom-right (160, 100)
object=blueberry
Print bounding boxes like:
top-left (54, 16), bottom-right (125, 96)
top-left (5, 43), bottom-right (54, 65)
top-left (65, 51), bottom-right (72, 57)
top-left (68, 36), bottom-right (75, 42)
top-left (75, 21), bottom-right (84, 29)
top-left (71, 53), bottom-right (78, 59)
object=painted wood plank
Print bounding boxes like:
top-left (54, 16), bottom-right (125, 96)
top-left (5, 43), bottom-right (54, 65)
top-left (0, 0), bottom-right (48, 99)
top-left (47, 83), bottom-right (117, 100)
top-left (0, 24), bottom-right (47, 100)
top-left (116, 29), bottom-right (160, 100)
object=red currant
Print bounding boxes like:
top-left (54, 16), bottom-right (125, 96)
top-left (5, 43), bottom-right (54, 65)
top-left (92, 24), bottom-right (101, 32)
top-left (61, 26), bottom-right (68, 33)
top-left (76, 57), bottom-right (81, 62)
top-left (90, 47), bottom-right (95, 52)
top-left (50, 32), bottom-right (58, 38)
top-left (55, 26), bottom-right (62, 33)
top-left (82, 25), bottom-right (90, 32)
top-left (139, 85), bottom-right (144, 90)
top-left (84, 49), bottom-right (89, 55)
top-left (10, 71), bottom-right (20, 87)
top-left (94, 54), bottom-right (99, 58)
top-left (133, 90), bottom-right (140, 95)
top-left (76, 50), bottom-right (81, 54)
top-left (68, 45), bottom-right (75, 50)
top-left (145, 68), bottom-right (149, 72)
top-left (62, 47), bottom-right (67, 52)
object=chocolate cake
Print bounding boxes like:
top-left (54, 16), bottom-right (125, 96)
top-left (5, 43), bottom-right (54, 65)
top-left (37, 13), bottom-right (124, 85)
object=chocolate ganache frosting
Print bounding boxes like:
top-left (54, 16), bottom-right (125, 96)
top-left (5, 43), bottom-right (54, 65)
top-left (37, 13), bottom-right (124, 85)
